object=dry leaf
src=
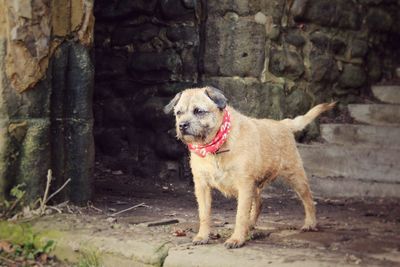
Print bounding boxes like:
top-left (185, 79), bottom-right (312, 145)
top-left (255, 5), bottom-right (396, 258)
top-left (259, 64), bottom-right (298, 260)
top-left (0, 240), bottom-right (14, 253)
top-left (172, 229), bottom-right (186, 237)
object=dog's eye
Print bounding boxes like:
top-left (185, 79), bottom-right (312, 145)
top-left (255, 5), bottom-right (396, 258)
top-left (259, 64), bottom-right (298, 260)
top-left (193, 108), bottom-right (207, 115)
top-left (176, 110), bottom-right (183, 116)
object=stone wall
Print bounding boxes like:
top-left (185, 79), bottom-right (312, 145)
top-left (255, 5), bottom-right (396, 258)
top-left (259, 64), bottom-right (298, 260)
top-left (205, 0), bottom-right (400, 129)
top-left (93, 0), bottom-right (202, 180)
top-left (93, 0), bottom-right (400, 182)
top-left (0, 0), bottom-right (95, 203)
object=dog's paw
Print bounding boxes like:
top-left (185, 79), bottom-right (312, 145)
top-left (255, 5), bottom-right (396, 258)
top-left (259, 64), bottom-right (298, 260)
top-left (224, 238), bottom-right (245, 249)
top-left (301, 223), bottom-right (318, 232)
top-left (192, 235), bottom-right (210, 245)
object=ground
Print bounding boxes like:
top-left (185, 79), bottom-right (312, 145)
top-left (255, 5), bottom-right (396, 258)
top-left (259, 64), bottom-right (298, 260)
top-left (8, 165), bottom-right (399, 266)
top-left (54, 165), bottom-right (399, 267)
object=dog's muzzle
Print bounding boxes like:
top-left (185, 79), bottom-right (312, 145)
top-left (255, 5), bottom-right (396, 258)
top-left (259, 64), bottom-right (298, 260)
top-left (179, 121), bottom-right (190, 135)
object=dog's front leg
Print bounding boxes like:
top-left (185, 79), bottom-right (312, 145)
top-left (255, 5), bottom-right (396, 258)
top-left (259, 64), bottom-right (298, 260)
top-left (225, 182), bottom-right (255, 249)
top-left (193, 180), bottom-right (212, 245)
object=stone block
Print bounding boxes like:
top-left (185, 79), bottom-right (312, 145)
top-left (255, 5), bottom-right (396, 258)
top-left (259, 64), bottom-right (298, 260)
top-left (95, 0), bottom-right (158, 19)
top-left (348, 104), bottom-right (400, 126)
top-left (285, 32), bottom-right (306, 47)
top-left (209, 0), bottom-right (286, 21)
top-left (204, 15), bottom-right (265, 77)
top-left (205, 77), bottom-right (285, 119)
top-left (321, 123), bottom-right (400, 148)
top-left (310, 55), bottom-right (339, 82)
top-left (129, 51), bottom-right (182, 73)
top-left (339, 64), bottom-right (366, 88)
top-left (64, 119), bottom-right (94, 203)
top-left (15, 119), bottom-right (51, 201)
top-left (365, 8), bottom-right (393, 32)
top-left (269, 49), bottom-right (305, 80)
top-left (350, 39), bottom-right (368, 58)
top-left (371, 85), bottom-right (400, 104)
top-left (166, 26), bottom-right (198, 44)
top-left (112, 23), bottom-right (160, 46)
top-left (160, 0), bottom-right (194, 20)
top-left (296, 0), bottom-right (361, 30)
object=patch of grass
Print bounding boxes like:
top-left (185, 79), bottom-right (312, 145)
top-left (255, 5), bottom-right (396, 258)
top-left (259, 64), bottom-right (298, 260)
top-left (76, 249), bottom-right (103, 267)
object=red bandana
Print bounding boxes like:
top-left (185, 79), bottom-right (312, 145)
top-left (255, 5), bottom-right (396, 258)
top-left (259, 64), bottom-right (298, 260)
top-left (188, 109), bottom-right (231, 157)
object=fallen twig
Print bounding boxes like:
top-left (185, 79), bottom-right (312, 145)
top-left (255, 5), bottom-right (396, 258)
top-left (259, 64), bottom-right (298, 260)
top-left (45, 178), bottom-right (71, 204)
top-left (40, 169), bottom-right (52, 214)
top-left (110, 202), bottom-right (147, 217)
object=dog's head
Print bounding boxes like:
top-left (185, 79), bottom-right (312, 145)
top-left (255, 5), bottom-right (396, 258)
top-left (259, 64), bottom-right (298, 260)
top-left (164, 86), bottom-right (227, 145)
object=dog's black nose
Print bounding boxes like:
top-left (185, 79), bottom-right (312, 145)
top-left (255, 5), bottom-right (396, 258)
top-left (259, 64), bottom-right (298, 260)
top-left (179, 121), bottom-right (190, 132)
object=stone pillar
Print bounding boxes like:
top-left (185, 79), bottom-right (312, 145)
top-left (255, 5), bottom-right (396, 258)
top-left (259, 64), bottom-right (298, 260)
top-left (0, 0), bottom-right (94, 203)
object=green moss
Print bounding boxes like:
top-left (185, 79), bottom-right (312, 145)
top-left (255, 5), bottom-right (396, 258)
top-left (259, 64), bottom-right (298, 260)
top-left (0, 221), bottom-right (34, 244)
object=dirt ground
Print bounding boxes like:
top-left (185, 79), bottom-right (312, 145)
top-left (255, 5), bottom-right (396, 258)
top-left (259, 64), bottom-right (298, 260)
top-left (90, 164), bottom-right (400, 266)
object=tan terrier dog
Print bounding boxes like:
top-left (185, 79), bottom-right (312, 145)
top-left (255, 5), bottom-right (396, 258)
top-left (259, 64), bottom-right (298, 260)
top-left (164, 86), bottom-right (335, 249)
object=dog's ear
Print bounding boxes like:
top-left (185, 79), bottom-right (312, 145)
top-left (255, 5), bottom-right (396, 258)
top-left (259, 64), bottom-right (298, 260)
top-left (205, 86), bottom-right (227, 110)
top-left (164, 92), bottom-right (182, 114)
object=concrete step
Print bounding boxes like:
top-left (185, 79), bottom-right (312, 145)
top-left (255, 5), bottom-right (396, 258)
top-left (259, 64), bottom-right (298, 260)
top-left (371, 85), bottom-right (400, 104)
top-left (320, 123), bottom-right (400, 148)
top-left (348, 104), bottom-right (400, 126)
top-left (298, 144), bottom-right (400, 184)
top-left (310, 176), bottom-right (400, 198)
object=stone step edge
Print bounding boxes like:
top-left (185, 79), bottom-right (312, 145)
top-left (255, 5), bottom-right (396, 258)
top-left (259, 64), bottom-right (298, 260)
top-left (319, 123), bottom-right (400, 148)
top-left (309, 175), bottom-right (400, 198)
top-left (347, 103), bottom-right (400, 126)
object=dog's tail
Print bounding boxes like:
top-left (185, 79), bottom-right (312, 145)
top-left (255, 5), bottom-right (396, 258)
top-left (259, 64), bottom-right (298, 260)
top-left (280, 102), bottom-right (337, 133)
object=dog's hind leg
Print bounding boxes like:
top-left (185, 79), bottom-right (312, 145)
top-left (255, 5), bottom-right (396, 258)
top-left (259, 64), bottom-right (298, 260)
top-left (249, 188), bottom-right (262, 229)
top-left (282, 167), bottom-right (317, 231)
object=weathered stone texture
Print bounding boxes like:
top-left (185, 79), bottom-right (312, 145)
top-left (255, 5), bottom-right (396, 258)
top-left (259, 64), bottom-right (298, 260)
top-left (0, 0), bottom-right (95, 202)
top-left (204, 14), bottom-right (265, 77)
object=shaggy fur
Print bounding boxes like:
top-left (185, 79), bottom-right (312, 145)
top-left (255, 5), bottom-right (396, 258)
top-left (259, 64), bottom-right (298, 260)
top-left (165, 86), bottom-right (336, 249)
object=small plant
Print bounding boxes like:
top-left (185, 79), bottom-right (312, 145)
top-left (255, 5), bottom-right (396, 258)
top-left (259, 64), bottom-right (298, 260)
top-left (0, 183), bottom-right (26, 219)
top-left (0, 237), bottom-right (56, 266)
top-left (76, 249), bottom-right (103, 267)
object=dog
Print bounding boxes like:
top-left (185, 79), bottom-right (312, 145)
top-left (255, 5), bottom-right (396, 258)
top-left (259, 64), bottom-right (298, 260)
top-left (164, 86), bottom-right (335, 249)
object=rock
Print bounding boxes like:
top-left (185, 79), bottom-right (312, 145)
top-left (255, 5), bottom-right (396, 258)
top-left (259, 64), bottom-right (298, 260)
top-left (366, 51), bottom-right (382, 82)
top-left (331, 37), bottom-right (346, 55)
top-left (365, 8), bottom-right (393, 32)
top-left (310, 55), bottom-right (339, 82)
top-left (298, 0), bottom-right (361, 30)
top-left (112, 23), bottom-right (160, 46)
top-left (310, 31), bottom-right (331, 50)
top-left (269, 49), bottom-right (305, 80)
top-left (285, 89), bottom-right (313, 117)
top-left (102, 98), bottom-right (133, 127)
top-left (204, 15), bottom-right (265, 77)
top-left (181, 0), bottom-right (195, 9)
top-left (350, 39), bottom-right (368, 58)
top-left (95, 50), bottom-right (129, 76)
top-left (160, 0), bottom-right (193, 20)
top-left (208, 0), bottom-right (285, 20)
top-left (291, 0), bottom-right (308, 19)
top-left (95, 0), bottom-right (158, 19)
top-left (166, 26), bottom-right (198, 44)
top-left (129, 51), bottom-right (182, 73)
top-left (181, 48), bottom-right (198, 82)
top-left (339, 64), bottom-right (366, 88)
top-left (14, 119), bottom-right (51, 201)
top-left (285, 32), bottom-right (306, 47)
top-left (205, 77), bottom-right (285, 119)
